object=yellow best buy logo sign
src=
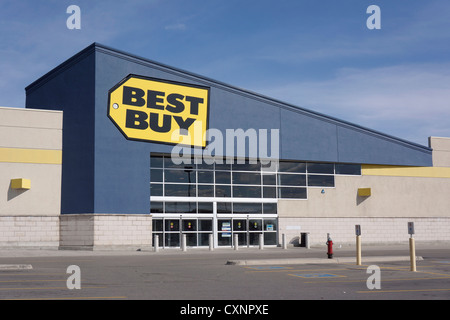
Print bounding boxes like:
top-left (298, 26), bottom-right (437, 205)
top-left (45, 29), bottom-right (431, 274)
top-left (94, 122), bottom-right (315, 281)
top-left (108, 75), bottom-right (210, 147)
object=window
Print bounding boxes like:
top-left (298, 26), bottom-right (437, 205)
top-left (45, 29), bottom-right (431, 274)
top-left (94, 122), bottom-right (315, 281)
top-left (335, 163), bottom-right (361, 175)
top-left (307, 162), bottom-right (334, 174)
top-left (150, 154), bottom-right (360, 202)
top-left (308, 175), bottom-right (334, 187)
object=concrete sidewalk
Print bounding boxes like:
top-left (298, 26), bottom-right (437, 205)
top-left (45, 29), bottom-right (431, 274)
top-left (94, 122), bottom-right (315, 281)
top-left (0, 242), bottom-right (440, 270)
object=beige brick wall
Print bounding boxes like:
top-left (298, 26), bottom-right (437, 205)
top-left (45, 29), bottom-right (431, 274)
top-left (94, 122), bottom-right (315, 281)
top-left (430, 136), bottom-right (450, 167)
top-left (0, 216), bottom-right (59, 248)
top-left (279, 217), bottom-right (450, 247)
top-left (60, 214), bottom-right (152, 250)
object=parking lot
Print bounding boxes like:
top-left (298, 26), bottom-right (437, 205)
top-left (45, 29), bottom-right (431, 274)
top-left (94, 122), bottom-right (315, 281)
top-left (0, 245), bottom-right (449, 303)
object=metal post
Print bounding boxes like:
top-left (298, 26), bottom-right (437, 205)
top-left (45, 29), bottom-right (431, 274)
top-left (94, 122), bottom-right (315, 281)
top-left (282, 234), bottom-right (287, 249)
top-left (409, 237), bottom-right (416, 272)
top-left (259, 233), bottom-right (264, 250)
top-left (356, 235), bottom-right (362, 265)
top-left (209, 233), bottom-right (214, 251)
top-left (234, 234), bottom-right (238, 250)
top-left (304, 232), bottom-right (310, 249)
top-left (154, 235), bottom-right (159, 253)
top-left (181, 234), bottom-right (187, 252)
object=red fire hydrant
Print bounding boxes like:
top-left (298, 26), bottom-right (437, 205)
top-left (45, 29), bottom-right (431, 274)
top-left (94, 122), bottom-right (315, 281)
top-left (326, 234), bottom-right (333, 259)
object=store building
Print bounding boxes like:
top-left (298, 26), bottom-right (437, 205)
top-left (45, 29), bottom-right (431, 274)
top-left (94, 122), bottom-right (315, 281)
top-left (3, 42), bottom-right (449, 250)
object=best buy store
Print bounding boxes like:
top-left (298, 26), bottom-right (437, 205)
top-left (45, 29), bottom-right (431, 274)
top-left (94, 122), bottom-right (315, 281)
top-left (2, 43), bottom-right (450, 250)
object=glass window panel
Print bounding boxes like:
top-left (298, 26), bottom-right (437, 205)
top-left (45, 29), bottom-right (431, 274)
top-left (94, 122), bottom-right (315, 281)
top-left (249, 219), bottom-right (262, 231)
top-left (233, 203), bottom-right (262, 214)
top-left (150, 183), bottom-right (163, 196)
top-left (165, 219), bottom-right (180, 231)
top-left (218, 233), bottom-right (232, 246)
top-left (164, 157), bottom-right (195, 169)
top-left (249, 233), bottom-right (261, 245)
top-left (263, 203), bottom-right (277, 214)
top-left (235, 232), bottom-right (247, 246)
top-left (198, 171), bottom-right (214, 183)
top-left (197, 202), bottom-right (213, 213)
top-left (215, 185), bottom-right (231, 197)
top-left (264, 232), bottom-right (277, 245)
top-left (215, 163), bottom-right (231, 171)
top-left (264, 219), bottom-right (278, 231)
top-left (152, 219), bottom-right (163, 231)
top-left (195, 159), bottom-right (214, 170)
top-left (217, 202), bottom-right (232, 213)
top-left (198, 219), bottom-right (212, 231)
top-left (215, 171), bottom-right (231, 184)
top-left (232, 160), bottom-right (261, 171)
top-left (165, 233), bottom-right (180, 247)
top-left (150, 169), bottom-right (163, 182)
top-left (217, 219), bottom-right (232, 246)
top-left (233, 219), bottom-right (247, 231)
top-left (308, 175), bottom-right (335, 187)
top-left (182, 219), bottom-right (197, 231)
top-left (150, 155), bottom-right (163, 168)
top-left (185, 233), bottom-right (197, 246)
top-left (307, 162), bottom-right (334, 174)
top-left (262, 174), bottom-right (276, 185)
top-left (263, 187), bottom-right (277, 198)
top-left (198, 233), bottom-right (211, 246)
top-left (198, 185), bottom-right (214, 197)
top-left (232, 172), bottom-right (261, 185)
top-left (150, 201), bottom-right (164, 214)
top-left (278, 174), bottom-right (306, 186)
top-left (279, 161), bottom-right (306, 173)
top-left (278, 187), bottom-right (307, 199)
top-left (164, 184), bottom-right (196, 197)
top-left (165, 201), bottom-right (196, 213)
top-left (335, 163), bottom-right (361, 175)
top-left (233, 186), bottom-right (261, 198)
top-left (165, 169), bottom-right (196, 183)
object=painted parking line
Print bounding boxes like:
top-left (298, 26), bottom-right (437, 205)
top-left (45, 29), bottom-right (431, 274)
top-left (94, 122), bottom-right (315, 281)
top-left (245, 266), bottom-right (292, 270)
top-left (289, 273), bottom-right (346, 279)
top-left (357, 288), bottom-right (450, 294)
top-left (2, 296), bottom-right (127, 300)
top-left (0, 285), bottom-right (107, 290)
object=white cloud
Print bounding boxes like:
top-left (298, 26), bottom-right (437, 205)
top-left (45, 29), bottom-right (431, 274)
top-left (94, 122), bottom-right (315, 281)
top-left (258, 63), bottom-right (450, 146)
top-left (164, 23), bottom-right (186, 31)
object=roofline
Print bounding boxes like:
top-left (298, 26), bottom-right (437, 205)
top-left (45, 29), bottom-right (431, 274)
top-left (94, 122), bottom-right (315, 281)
top-left (25, 42), bottom-right (432, 154)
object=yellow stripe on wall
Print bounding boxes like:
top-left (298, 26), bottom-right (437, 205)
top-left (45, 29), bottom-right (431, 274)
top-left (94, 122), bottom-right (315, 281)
top-left (362, 165), bottom-right (450, 178)
top-left (0, 147), bottom-right (62, 164)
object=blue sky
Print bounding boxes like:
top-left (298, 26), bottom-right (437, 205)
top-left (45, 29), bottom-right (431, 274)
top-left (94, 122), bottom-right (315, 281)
top-left (1, 0), bottom-right (449, 146)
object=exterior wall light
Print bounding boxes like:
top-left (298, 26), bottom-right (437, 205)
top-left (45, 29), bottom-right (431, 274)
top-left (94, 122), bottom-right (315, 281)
top-left (358, 188), bottom-right (371, 197)
top-left (10, 178), bottom-right (31, 190)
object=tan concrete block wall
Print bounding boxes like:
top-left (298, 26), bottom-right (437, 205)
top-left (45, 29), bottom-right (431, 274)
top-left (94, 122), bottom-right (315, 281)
top-left (0, 216), bottom-right (59, 247)
top-left (430, 137), bottom-right (450, 167)
top-left (59, 214), bottom-right (152, 250)
top-left (93, 215), bottom-right (152, 247)
top-left (279, 217), bottom-right (450, 247)
top-left (59, 215), bottom-right (94, 247)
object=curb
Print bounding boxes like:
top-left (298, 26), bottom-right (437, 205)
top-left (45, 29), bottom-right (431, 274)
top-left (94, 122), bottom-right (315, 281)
top-left (0, 264), bottom-right (33, 270)
top-left (226, 255), bottom-right (424, 266)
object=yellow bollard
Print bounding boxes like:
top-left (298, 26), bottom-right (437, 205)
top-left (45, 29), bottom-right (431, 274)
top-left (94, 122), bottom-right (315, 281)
top-left (409, 237), bottom-right (416, 272)
top-left (356, 235), bottom-right (362, 266)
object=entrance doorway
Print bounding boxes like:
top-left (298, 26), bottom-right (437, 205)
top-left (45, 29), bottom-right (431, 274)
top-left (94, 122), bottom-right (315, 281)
top-left (152, 202), bottom-right (277, 249)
